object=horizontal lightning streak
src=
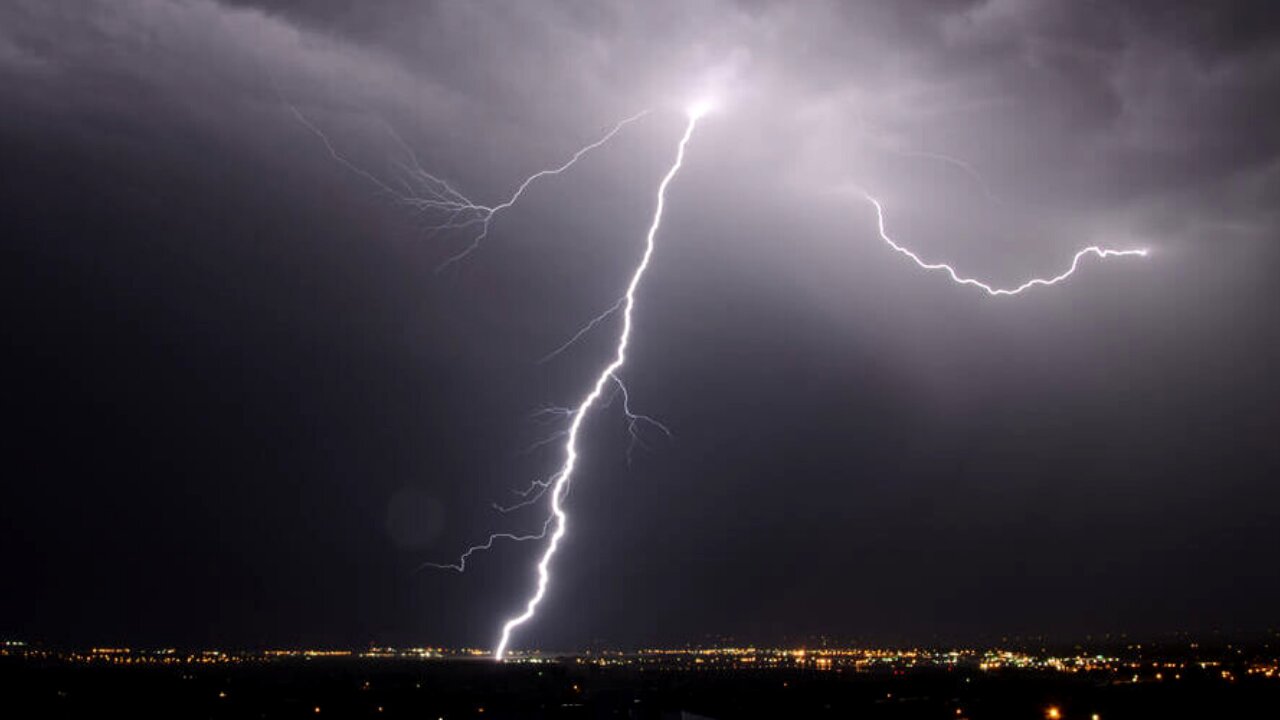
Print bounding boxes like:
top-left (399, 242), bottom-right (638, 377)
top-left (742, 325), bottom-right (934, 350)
top-left (492, 480), bottom-right (556, 514)
top-left (861, 191), bottom-right (1148, 296)
top-left (417, 516), bottom-right (554, 573)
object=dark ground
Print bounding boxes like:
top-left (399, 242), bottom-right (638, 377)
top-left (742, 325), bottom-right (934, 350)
top-left (3, 656), bottom-right (1277, 719)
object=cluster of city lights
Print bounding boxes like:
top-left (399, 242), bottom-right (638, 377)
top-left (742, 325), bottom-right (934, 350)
top-left (5, 640), bottom-right (1278, 685)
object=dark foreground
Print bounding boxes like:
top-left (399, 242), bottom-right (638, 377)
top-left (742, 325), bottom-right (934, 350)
top-left (3, 656), bottom-right (1279, 720)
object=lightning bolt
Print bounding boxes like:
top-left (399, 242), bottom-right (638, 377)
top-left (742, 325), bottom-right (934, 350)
top-left (484, 106), bottom-right (706, 660)
top-left (483, 376), bottom-right (668, 516)
top-left (860, 191), bottom-right (1148, 295)
top-left (299, 90), bottom-right (1144, 658)
top-left (291, 103), bottom-right (678, 613)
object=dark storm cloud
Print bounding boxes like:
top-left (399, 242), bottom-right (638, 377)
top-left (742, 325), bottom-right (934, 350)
top-left (2, 0), bottom-right (1277, 650)
top-left (7, 0), bottom-right (1273, 235)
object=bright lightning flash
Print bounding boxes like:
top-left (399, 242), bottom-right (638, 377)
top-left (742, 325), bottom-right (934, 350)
top-left (484, 108), bottom-right (705, 661)
top-left (294, 104), bottom-right (683, 622)
top-left (860, 191), bottom-right (1148, 295)
top-left (686, 99), bottom-right (715, 120)
top-left (297, 89), bottom-right (1154, 661)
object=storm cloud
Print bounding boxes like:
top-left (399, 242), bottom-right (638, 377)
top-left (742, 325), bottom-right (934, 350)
top-left (3, 0), bottom-right (1277, 650)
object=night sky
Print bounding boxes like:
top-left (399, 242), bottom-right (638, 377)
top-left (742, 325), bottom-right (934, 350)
top-left (3, 1), bottom-right (1278, 652)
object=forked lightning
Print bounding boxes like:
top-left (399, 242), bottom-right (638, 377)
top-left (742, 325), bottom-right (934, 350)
top-left (299, 97), bottom-right (1148, 661)
top-left (491, 104), bottom-right (707, 659)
